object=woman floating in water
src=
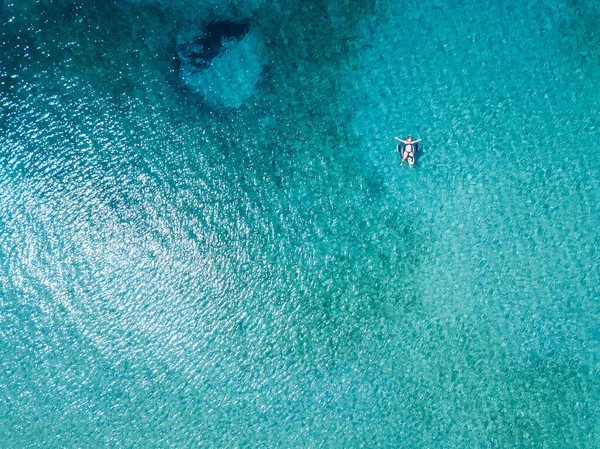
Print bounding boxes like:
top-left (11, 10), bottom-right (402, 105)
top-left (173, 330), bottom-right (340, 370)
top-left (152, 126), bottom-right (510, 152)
top-left (395, 136), bottom-right (421, 168)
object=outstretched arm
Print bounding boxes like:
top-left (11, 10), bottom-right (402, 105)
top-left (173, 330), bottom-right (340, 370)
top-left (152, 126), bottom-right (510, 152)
top-left (413, 139), bottom-right (422, 143)
top-left (395, 137), bottom-right (407, 143)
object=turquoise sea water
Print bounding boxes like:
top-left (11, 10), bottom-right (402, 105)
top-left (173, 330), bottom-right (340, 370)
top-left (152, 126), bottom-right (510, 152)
top-left (1, 0), bottom-right (599, 447)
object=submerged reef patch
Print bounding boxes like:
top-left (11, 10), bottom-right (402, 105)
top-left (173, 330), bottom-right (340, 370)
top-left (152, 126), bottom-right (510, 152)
top-left (177, 19), bottom-right (264, 109)
top-left (179, 20), bottom-right (250, 69)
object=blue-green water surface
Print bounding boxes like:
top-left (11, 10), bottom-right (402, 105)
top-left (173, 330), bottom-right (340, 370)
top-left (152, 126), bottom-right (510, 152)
top-left (1, 0), bottom-right (599, 447)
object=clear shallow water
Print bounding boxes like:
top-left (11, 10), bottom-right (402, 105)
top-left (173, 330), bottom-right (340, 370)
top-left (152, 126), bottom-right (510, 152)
top-left (1, 0), bottom-right (599, 447)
